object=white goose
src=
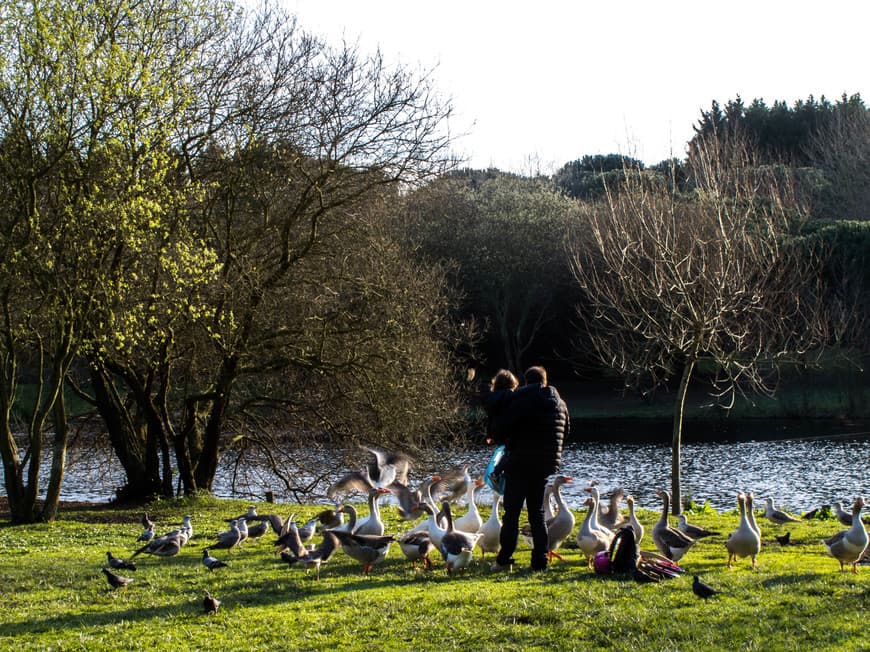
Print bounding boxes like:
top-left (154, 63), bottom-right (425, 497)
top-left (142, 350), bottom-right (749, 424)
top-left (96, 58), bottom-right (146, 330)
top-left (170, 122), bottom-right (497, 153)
top-left (397, 530), bottom-right (436, 570)
top-left (418, 501), bottom-right (449, 549)
top-left (576, 496), bottom-right (614, 566)
top-left (598, 487), bottom-right (626, 531)
top-left (454, 478), bottom-right (486, 534)
top-left (745, 492), bottom-right (762, 539)
top-left (477, 493), bottom-right (502, 558)
top-left (585, 484), bottom-right (615, 539)
top-left (626, 495), bottom-right (644, 544)
top-left (725, 493), bottom-right (761, 569)
top-left (353, 487), bottom-right (392, 536)
top-left (544, 475), bottom-right (575, 561)
top-left (824, 496), bottom-right (868, 573)
top-left (543, 483), bottom-right (557, 522)
top-left (651, 489), bottom-right (696, 562)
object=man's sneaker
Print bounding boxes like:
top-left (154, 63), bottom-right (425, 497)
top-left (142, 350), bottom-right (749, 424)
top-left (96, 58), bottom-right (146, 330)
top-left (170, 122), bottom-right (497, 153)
top-left (490, 560), bottom-right (513, 572)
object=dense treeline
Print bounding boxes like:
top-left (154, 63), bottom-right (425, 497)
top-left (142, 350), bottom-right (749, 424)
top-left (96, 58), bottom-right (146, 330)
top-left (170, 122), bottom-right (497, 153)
top-left (408, 94), bottom-right (870, 380)
top-left (1, 0), bottom-right (867, 520)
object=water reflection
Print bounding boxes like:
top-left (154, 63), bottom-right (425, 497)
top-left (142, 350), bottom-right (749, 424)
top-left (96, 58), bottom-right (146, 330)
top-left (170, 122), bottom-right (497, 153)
top-left (7, 433), bottom-right (868, 514)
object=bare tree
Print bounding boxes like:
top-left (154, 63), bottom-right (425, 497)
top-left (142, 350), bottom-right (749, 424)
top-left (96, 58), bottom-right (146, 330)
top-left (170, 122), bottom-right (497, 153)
top-left (568, 134), bottom-right (834, 513)
top-left (805, 97), bottom-right (870, 221)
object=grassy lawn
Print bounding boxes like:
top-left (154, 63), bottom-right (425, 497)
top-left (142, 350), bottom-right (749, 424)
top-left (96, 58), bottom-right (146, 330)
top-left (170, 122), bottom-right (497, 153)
top-left (0, 495), bottom-right (867, 651)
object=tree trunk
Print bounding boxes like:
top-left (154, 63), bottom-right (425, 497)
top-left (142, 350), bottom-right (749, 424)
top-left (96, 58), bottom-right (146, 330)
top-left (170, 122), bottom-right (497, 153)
top-left (671, 358), bottom-right (696, 516)
top-left (194, 355), bottom-right (237, 491)
top-left (0, 414), bottom-right (32, 523)
top-left (90, 364), bottom-right (166, 501)
top-left (41, 387), bottom-right (69, 522)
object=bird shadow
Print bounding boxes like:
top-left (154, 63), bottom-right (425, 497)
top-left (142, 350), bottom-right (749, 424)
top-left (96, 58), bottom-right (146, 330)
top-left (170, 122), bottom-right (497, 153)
top-left (760, 572), bottom-right (825, 589)
top-left (2, 602), bottom-right (203, 636)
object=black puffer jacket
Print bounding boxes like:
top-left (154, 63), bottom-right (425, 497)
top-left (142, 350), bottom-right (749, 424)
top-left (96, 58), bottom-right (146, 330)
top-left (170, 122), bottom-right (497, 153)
top-left (491, 383), bottom-right (569, 476)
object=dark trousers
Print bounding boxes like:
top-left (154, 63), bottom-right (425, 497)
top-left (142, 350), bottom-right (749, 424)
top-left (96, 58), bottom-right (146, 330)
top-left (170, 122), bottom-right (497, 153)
top-left (496, 470), bottom-right (549, 569)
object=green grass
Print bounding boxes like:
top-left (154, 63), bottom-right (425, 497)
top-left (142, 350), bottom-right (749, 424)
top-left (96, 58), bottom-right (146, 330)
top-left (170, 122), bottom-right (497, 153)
top-left (1, 496), bottom-right (867, 651)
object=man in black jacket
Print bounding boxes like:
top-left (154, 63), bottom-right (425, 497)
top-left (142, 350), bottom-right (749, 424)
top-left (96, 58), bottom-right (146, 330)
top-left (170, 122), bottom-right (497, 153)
top-left (490, 365), bottom-right (569, 572)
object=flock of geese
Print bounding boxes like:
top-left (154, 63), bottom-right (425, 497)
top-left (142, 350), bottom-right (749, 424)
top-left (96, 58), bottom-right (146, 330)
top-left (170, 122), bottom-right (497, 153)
top-left (100, 447), bottom-right (869, 610)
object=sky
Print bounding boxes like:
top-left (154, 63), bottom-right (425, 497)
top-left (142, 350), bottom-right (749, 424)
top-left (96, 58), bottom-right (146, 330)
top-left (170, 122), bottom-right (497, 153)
top-left (284, 0), bottom-right (867, 174)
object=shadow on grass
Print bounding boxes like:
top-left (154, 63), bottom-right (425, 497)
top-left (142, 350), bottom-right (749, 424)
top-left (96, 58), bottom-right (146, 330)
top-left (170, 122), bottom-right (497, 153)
top-left (0, 544), bottom-right (629, 638)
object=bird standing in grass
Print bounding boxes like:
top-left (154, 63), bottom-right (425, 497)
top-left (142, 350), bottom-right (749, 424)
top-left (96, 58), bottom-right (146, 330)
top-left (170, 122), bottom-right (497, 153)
top-left (211, 520), bottom-right (243, 551)
top-left (203, 590), bottom-right (221, 614)
top-left (677, 514), bottom-right (718, 540)
top-left (106, 551), bottom-right (137, 571)
top-left (202, 549), bottom-right (228, 571)
top-left (281, 531), bottom-right (339, 580)
top-left (764, 498), bottom-right (800, 525)
top-left (137, 523), bottom-right (155, 542)
top-left (692, 575), bottom-right (721, 599)
top-left (824, 497), bottom-right (868, 573)
top-left (102, 568), bottom-right (133, 590)
top-left (331, 529), bottom-right (395, 575)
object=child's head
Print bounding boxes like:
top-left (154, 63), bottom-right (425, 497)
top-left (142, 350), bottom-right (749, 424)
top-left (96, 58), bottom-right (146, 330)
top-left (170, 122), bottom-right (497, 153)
top-left (490, 369), bottom-right (519, 392)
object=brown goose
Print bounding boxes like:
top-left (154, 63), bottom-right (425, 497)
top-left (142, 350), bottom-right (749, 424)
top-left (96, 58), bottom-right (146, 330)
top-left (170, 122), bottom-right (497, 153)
top-left (281, 531), bottom-right (339, 580)
top-left (398, 530), bottom-right (436, 570)
top-left (390, 477), bottom-right (439, 522)
top-left (725, 493), bottom-right (761, 569)
top-left (331, 529), bottom-right (395, 575)
top-left (274, 514), bottom-right (308, 557)
top-left (651, 489), bottom-right (697, 562)
top-left (824, 496), bottom-right (868, 573)
top-left (327, 446), bottom-right (412, 498)
top-left (438, 502), bottom-right (481, 575)
top-left (431, 465), bottom-right (473, 505)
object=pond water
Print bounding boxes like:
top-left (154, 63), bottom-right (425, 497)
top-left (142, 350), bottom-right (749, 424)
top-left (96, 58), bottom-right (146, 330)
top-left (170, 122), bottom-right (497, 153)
top-left (5, 424), bottom-right (869, 514)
